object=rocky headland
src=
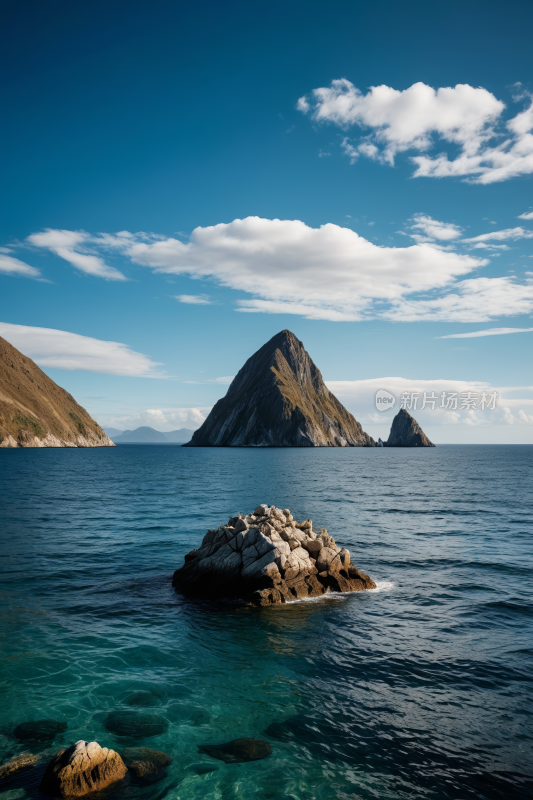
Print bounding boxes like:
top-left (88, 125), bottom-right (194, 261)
top-left (172, 504), bottom-right (376, 605)
top-left (0, 336), bottom-right (113, 448)
top-left (184, 330), bottom-right (374, 447)
top-left (385, 408), bottom-right (435, 447)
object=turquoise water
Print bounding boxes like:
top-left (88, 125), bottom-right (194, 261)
top-left (0, 445), bottom-right (532, 799)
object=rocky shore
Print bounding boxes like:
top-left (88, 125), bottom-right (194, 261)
top-left (172, 504), bottom-right (376, 605)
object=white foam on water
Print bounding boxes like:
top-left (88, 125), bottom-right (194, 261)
top-left (369, 580), bottom-right (395, 593)
top-left (282, 581), bottom-right (395, 604)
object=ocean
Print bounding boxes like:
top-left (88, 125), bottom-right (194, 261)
top-left (0, 445), bottom-right (532, 800)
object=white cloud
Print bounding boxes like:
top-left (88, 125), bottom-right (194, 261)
top-left (326, 376), bottom-right (533, 428)
top-left (101, 407), bottom-right (208, 431)
top-left (438, 327), bottom-right (533, 339)
top-left (298, 79), bottom-right (533, 184)
top-left (0, 253), bottom-right (42, 279)
top-left (518, 210), bottom-right (533, 220)
top-left (385, 276), bottom-right (533, 322)
top-left (103, 216), bottom-right (487, 322)
top-left (27, 229), bottom-right (127, 281)
top-left (0, 322), bottom-right (166, 377)
top-left (463, 226), bottom-right (533, 243)
top-left (175, 294), bottom-right (212, 305)
top-left (409, 213), bottom-right (463, 242)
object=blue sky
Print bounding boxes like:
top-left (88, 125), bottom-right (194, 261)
top-left (1, 0), bottom-right (533, 443)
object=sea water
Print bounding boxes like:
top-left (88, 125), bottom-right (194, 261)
top-left (0, 445), bottom-right (532, 800)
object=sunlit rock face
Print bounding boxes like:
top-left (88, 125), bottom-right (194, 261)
top-left (183, 330), bottom-right (375, 447)
top-left (172, 504), bottom-right (376, 605)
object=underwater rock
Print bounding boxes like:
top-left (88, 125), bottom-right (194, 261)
top-left (0, 753), bottom-right (39, 779)
top-left (13, 720), bottom-right (67, 743)
top-left (123, 691), bottom-right (163, 708)
top-left (104, 710), bottom-right (168, 739)
top-left (198, 737), bottom-right (272, 764)
top-left (120, 747), bottom-right (172, 782)
top-left (39, 741), bottom-right (127, 797)
top-left (172, 505), bottom-right (376, 605)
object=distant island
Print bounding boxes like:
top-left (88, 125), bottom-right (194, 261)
top-left (109, 426), bottom-right (195, 444)
top-left (184, 330), bottom-right (375, 447)
top-left (0, 336), bottom-right (113, 448)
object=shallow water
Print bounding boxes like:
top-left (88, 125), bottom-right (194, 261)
top-left (0, 445), bottom-right (532, 800)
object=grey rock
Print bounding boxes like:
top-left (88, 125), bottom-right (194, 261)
top-left (172, 505), bottom-right (376, 605)
top-left (182, 331), bottom-right (375, 447)
top-left (385, 408), bottom-right (435, 447)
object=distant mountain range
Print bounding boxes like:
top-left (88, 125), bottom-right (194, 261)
top-left (106, 426), bottom-right (195, 444)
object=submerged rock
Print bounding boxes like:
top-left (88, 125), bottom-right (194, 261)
top-left (198, 738), bottom-right (272, 764)
top-left (123, 691), bottom-right (162, 708)
top-left (172, 505), bottom-right (376, 606)
top-left (104, 710), bottom-right (168, 739)
top-left (13, 720), bottom-right (67, 743)
top-left (0, 753), bottom-right (39, 779)
top-left (39, 741), bottom-right (127, 797)
top-left (385, 408), bottom-right (435, 447)
top-left (120, 747), bottom-right (171, 782)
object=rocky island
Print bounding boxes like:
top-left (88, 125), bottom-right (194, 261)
top-left (385, 408), bottom-right (435, 447)
top-left (172, 504), bottom-right (376, 605)
top-left (184, 329), bottom-right (374, 447)
top-left (0, 335), bottom-right (113, 448)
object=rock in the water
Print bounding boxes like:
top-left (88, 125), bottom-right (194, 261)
top-left (104, 710), bottom-right (168, 739)
top-left (124, 691), bottom-right (162, 707)
top-left (120, 747), bottom-right (171, 782)
top-left (198, 738), bottom-right (272, 764)
top-left (385, 408), bottom-right (435, 447)
top-left (0, 753), bottom-right (39, 779)
top-left (172, 505), bottom-right (376, 605)
top-left (39, 741), bottom-right (127, 797)
top-left (183, 330), bottom-right (375, 447)
top-left (13, 720), bottom-right (67, 743)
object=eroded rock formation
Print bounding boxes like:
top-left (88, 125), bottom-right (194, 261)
top-left (385, 408), bottom-right (435, 447)
top-left (183, 330), bottom-right (374, 447)
top-left (39, 741), bottom-right (127, 797)
top-left (172, 504), bottom-right (376, 605)
top-left (0, 336), bottom-right (114, 448)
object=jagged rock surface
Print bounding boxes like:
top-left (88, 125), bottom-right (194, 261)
top-left (0, 336), bottom-right (114, 448)
top-left (385, 408), bottom-right (435, 447)
top-left (172, 504), bottom-right (376, 605)
top-left (183, 330), bottom-right (374, 447)
top-left (39, 741), bottom-right (127, 797)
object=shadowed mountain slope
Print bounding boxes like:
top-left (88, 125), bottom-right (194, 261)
top-left (385, 408), bottom-right (435, 447)
top-left (0, 336), bottom-right (114, 448)
top-left (184, 330), bottom-right (375, 447)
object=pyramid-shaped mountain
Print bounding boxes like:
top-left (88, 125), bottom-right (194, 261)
top-left (184, 330), bottom-right (375, 447)
top-left (385, 408), bottom-right (435, 447)
top-left (0, 335), bottom-right (114, 448)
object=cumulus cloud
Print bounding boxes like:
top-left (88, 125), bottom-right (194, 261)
top-left (518, 210), bottom-right (533, 220)
top-left (438, 327), bottom-right (533, 338)
top-left (408, 213), bottom-right (463, 242)
top-left (0, 322), bottom-right (166, 377)
top-left (102, 216), bottom-right (488, 322)
top-left (175, 294), bottom-right (212, 304)
top-left (298, 79), bottom-right (533, 184)
top-left (0, 253), bottom-right (42, 279)
top-left (27, 229), bottom-right (127, 281)
top-left (101, 407), bottom-right (208, 431)
top-left (326, 376), bottom-right (533, 428)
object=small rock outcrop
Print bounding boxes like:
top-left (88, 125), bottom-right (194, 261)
top-left (0, 335), bottom-right (114, 448)
top-left (198, 738), bottom-right (272, 764)
top-left (385, 409), bottom-right (435, 447)
top-left (172, 505), bottom-right (376, 605)
top-left (39, 741), bottom-right (127, 797)
top-left (183, 330), bottom-right (374, 447)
